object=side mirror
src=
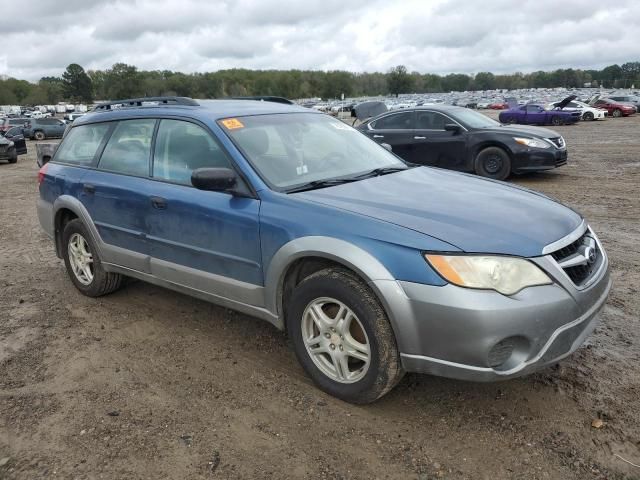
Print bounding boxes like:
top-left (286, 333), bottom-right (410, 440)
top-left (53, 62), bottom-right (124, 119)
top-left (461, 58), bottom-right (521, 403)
top-left (444, 123), bottom-right (462, 134)
top-left (380, 143), bottom-right (393, 152)
top-left (191, 167), bottom-right (237, 193)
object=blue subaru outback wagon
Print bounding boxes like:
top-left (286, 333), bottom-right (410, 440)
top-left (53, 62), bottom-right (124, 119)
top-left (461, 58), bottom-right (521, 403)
top-left (38, 97), bottom-right (611, 403)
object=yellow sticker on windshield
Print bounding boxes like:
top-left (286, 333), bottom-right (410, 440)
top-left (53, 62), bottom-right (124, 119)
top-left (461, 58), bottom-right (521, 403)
top-left (221, 118), bottom-right (245, 130)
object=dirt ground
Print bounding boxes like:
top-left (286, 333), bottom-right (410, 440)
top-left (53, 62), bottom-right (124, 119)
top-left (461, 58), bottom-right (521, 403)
top-left (1, 112), bottom-right (639, 480)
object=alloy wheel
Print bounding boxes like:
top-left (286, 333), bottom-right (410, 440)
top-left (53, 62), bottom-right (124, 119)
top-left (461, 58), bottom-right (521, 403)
top-left (68, 233), bottom-right (94, 285)
top-left (301, 297), bottom-right (370, 383)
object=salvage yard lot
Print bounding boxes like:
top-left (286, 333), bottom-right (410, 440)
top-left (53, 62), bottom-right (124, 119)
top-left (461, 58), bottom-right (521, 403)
top-left (1, 113), bottom-right (639, 479)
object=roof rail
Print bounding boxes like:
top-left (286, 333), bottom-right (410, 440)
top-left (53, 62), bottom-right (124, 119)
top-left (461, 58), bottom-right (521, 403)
top-left (93, 96), bottom-right (199, 111)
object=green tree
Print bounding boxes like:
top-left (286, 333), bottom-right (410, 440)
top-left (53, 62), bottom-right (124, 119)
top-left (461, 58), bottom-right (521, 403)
top-left (61, 63), bottom-right (93, 102)
top-left (387, 65), bottom-right (413, 96)
top-left (473, 72), bottom-right (495, 90)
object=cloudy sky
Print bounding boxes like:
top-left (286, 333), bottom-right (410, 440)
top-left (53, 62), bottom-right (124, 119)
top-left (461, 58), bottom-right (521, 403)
top-left (2, 0), bottom-right (639, 81)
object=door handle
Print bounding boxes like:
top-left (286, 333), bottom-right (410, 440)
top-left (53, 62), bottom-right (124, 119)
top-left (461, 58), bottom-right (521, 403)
top-left (150, 196), bottom-right (167, 210)
top-left (82, 184), bottom-right (95, 194)
top-left (373, 134), bottom-right (384, 138)
top-left (413, 136), bottom-right (427, 140)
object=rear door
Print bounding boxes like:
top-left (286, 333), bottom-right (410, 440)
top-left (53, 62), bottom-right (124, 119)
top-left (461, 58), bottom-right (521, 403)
top-left (79, 119), bottom-right (158, 272)
top-left (362, 111), bottom-right (416, 161)
top-left (146, 119), bottom-right (263, 299)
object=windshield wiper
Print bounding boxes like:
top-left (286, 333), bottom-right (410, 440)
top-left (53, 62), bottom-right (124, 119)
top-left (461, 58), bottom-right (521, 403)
top-left (286, 166), bottom-right (410, 193)
top-left (351, 166), bottom-right (409, 179)
top-left (286, 177), bottom-right (360, 193)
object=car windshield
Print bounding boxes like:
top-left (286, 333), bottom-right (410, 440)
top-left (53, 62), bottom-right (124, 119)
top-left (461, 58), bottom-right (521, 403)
top-left (220, 113), bottom-right (406, 191)
top-left (452, 109), bottom-right (500, 128)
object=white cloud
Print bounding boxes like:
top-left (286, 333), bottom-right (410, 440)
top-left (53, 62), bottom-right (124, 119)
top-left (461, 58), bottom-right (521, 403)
top-left (2, 0), bottom-right (640, 81)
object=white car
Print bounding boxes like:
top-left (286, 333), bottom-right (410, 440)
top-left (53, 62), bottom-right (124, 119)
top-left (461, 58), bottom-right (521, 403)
top-left (547, 98), bottom-right (607, 121)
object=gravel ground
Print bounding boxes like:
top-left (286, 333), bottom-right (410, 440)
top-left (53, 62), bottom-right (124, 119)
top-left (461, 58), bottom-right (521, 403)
top-left (0, 114), bottom-right (639, 480)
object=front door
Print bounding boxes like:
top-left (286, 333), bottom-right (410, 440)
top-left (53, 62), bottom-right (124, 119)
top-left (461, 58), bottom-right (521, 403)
top-left (411, 110), bottom-right (467, 169)
top-left (146, 119), bottom-right (263, 302)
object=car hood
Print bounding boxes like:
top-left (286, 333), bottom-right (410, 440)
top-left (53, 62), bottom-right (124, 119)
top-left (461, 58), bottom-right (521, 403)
top-left (294, 168), bottom-right (582, 257)
top-left (0, 136), bottom-right (10, 145)
top-left (481, 124), bottom-right (561, 138)
top-left (556, 94), bottom-right (577, 110)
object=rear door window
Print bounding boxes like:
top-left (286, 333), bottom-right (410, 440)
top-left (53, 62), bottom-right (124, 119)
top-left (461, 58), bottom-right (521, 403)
top-left (97, 119), bottom-right (156, 177)
top-left (371, 112), bottom-right (414, 130)
top-left (53, 123), bottom-right (112, 166)
top-left (152, 119), bottom-right (232, 186)
top-left (416, 111), bottom-right (448, 130)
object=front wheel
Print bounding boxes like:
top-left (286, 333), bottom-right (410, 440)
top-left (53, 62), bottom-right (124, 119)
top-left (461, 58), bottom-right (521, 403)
top-left (551, 116), bottom-right (562, 126)
top-left (612, 109), bottom-right (622, 118)
top-left (33, 131), bottom-right (46, 141)
top-left (62, 219), bottom-right (123, 297)
top-left (8, 154), bottom-right (17, 164)
top-left (474, 146), bottom-right (511, 181)
top-left (287, 267), bottom-right (404, 404)
top-left (582, 111), bottom-right (594, 121)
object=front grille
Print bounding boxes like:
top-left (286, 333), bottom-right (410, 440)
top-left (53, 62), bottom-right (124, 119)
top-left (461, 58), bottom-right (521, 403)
top-left (547, 137), bottom-right (565, 149)
top-left (0, 145), bottom-right (6, 153)
top-left (550, 230), bottom-right (602, 287)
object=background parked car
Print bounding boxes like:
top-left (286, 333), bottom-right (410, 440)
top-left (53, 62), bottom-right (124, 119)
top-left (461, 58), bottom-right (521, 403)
top-left (357, 105), bottom-right (568, 180)
top-left (0, 117), bottom-right (29, 133)
top-left (0, 127), bottom-right (27, 163)
top-left (24, 118), bottom-right (67, 140)
top-left (547, 99), bottom-right (607, 121)
top-left (608, 94), bottom-right (640, 110)
top-left (64, 113), bottom-right (85, 123)
top-left (590, 98), bottom-right (636, 117)
top-left (488, 102), bottom-right (509, 110)
top-left (499, 104), bottom-right (580, 126)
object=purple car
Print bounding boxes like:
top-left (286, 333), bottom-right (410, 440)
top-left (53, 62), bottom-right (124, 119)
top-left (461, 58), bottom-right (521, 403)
top-left (499, 98), bottom-right (580, 126)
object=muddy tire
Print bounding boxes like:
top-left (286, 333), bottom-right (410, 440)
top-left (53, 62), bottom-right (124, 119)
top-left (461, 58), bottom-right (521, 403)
top-left (474, 146), bottom-right (511, 181)
top-left (62, 219), bottom-right (123, 297)
top-left (286, 267), bottom-right (404, 404)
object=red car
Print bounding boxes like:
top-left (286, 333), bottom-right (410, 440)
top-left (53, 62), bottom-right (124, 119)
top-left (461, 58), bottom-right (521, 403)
top-left (488, 102), bottom-right (509, 110)
top-left (592, 98), bottom-right (636, 117)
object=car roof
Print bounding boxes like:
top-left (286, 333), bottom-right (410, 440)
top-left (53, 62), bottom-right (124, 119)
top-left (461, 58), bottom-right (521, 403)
top-left (74, 99), bottom-right (316, 127)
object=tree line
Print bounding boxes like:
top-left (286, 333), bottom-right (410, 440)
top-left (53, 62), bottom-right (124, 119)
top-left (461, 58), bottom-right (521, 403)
top-left (1, 61), bottom-right (640, 105)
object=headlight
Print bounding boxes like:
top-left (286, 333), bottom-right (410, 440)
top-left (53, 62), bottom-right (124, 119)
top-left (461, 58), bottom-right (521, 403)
top-left (513, 137), bottom-right (550, 149)
top-left (425, 254), bottom-right (552, 295)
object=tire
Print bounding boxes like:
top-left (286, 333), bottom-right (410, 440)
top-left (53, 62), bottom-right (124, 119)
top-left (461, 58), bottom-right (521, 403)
top-left (8, 154), bottom-right (17, 164)
top-left (286, 267), bottom-right (404, 404)
top-left (62, 219), bottom-right (123, 297)
top-left (474, 146), bottom-right (511, 181)
top-left (582, 111), bottom-right (594, 121)
top-left (551, 116), bottom-right (562, 126)
top-left (612, 109), bottom-right (622, 118)
top-left (33, 131), bottom-right (46, 140)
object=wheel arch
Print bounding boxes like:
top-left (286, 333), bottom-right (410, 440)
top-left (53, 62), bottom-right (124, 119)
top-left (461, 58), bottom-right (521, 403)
top-left (265, 237), bottom-right (398, 331)
top-left (53, 195), bottom-right (103, 259)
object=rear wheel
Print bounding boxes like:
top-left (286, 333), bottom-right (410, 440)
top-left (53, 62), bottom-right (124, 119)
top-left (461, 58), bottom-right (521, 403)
top-left (582, 111), bottom-right (594, 121)
top-left (286, 267), bottom-right (404, 404)
top-left (33, 131), bottom-right (46, 141)
top-left (612, 109), bottom-right (622, 118)
top-left (474, 146), bottom-right (511, 181)
top-left (62, 219), bottom-right (123, 297)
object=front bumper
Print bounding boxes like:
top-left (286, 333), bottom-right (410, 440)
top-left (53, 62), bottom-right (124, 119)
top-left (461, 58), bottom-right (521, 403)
top-left (512, 147), bottom-right (567, 173)
top-left (0, 146), bottom-right (16, 160)
top-left (372, 243), bottom-right (610, 381)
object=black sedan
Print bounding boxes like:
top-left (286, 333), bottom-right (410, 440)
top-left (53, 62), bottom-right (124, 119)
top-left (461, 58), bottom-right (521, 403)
top-left (356, 106), bottom-right (567, 180)
top-left (0, 126), bottom-right (28, 163)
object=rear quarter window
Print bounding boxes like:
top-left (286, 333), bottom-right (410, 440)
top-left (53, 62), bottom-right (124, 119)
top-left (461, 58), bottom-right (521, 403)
top-left (53, 123), bottom-right (111, 166)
